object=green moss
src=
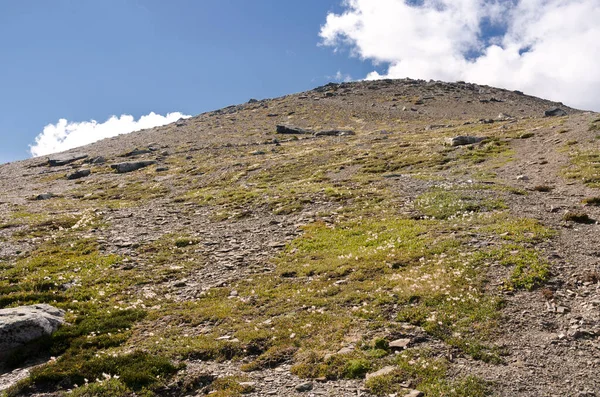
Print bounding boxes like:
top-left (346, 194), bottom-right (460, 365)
top-left (582, 197), bottom-right (600, 206)
top-left (291, 352), bottom-right (371, 380)
top-left (475, 246), bottom-right (550, 291)
top-left (30, 351), bottom-right (180, 390)
top-left (563, 211), bottom-right (595, 224)
top-left (365, 351), bottom-right (490, 397)
top-left (415, 191), bottom-right (506, 219)
top-left (68, 378), bottom-right (132, 397)
top-left (209, 376), bottom-right (254, 396)
top-left (564, 150), bottom-right (600, 188)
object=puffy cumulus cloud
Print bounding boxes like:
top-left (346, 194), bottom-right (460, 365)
top-left (328, 70), bottom-right (354, 82)
top-left (320, 0), bottom-right (600, 111)
top-left (30, 112), bottom-right (191, 157)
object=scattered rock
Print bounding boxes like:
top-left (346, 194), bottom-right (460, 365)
top-left (66, 169), bottom-right (91, 180)
top-left (33, 193), bottom-right (55, 200)
top-left (337, 346), bottom-right (354, 355)
top-left (124, 148), bottom-right (152, 157)
top-left (563, 211), bottom-right (595, 224)
top-left (314, 129), bottom-right (355, 137)
top-left (0, 304), bottom-right (65, 358)
top-left (156, 167), bottom-right (169, 172)
top-left (516, 175), bottom-right (529, 181)
top-left (497, 113), bottom-right (513, 120)
top-left (389, 338), bottom-right (411, 350)
top-left (403, 390), bottom-right (424, 397)
top-left (556, 306), bottom-right (569, 314)
top-left (276, 125), bottom-right (354, 137)
top-left (276, 125), bottom-right (313, 135)
top-left (448, 136), bottom-right (485, 146)
top-left (86, 156), bottom-right (106, 164)
top-left (111, 161), bottom-right (157, 173)
top-left (545, 108), bottom-right (567, 117)
top-left (47, 153), bottom-right (88, 167)
top-left (365, 365), bottom-right (396, 380)
top-left (295, 382), bottom-right (313, 392)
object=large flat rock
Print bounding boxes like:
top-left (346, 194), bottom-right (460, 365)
top-left (0, 304), bottom-right (65, 357)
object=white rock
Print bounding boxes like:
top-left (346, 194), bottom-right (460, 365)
top-left (389, 338), bottom-right (411, 349)
top-left (366, 365), bottom-right (396, 380)
top-left (0, 304), bottom-right (65, 357)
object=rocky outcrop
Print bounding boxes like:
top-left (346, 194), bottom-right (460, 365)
top-left (545, 107), bottom-right (567, 117)
top-left (66, 169), bottom-right (91, 180)
top-left (314, 129), bottom-right (355, 137)
top-left (276, 124), bottom-right (355, 137)
top-left (448, 136), bottom-right (485, 146)
top-left (0, 304), bottom-right (65, 358)
top-left (111, 160), bottom-right (157, 173)
top-left (47, 154), bottom-right (88, 167)
top-left (276, 125), bottom-right (313, 135)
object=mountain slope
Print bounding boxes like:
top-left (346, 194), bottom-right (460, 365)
top-left (0, 79), bottom-right (599, 397)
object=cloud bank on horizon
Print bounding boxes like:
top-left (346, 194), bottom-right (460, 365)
top-left (320, 0), bottom-right (600, 111)
top-left (30, 112), bottom-right (191, 157)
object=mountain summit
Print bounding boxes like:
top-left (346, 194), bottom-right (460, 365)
top-left (0, 79), bottom-right (599, 396)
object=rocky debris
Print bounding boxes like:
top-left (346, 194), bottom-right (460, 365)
top-left (276, 125), bottom-right (313, 135)
top-left (176, 118), bottom-right (187, 127)
top-left (448, 136), bottom-right (485, 146)
top-left (294, 382), bottom-right (313, 392)
top-left (66, 169), bottom-right (91, 180)
top-left (0, 304), bottom-right (65, 357)
top-left (33, 193), bottom-right (55, 200)
top-left (314, 129), bottom-right (355, 137)
top-left (516, 175), bottom-right (529, 181)
top-left (497, 113), bottom-right (514, 121)
top-left (123, 147), bottom-right (153, 157)
top-left (426, 124), bottom-right (453, 130)
top-left (84, 156), bottom-right (106, 164)
top-left (337, 346), bottom-right (354, 355)
top-left (111, 160), bottom-right (157, 173)
top-left (365, 366), bottom-right (396, 381)
top-left (389, 338), bottom-right (411, 350)
top-left (403, 390), bottom-right (424, 397)
top-left (545, 107), bottom-right (567, 117)
top-left (47, 153), bottom-right (88, 167)
top-left (276, 124), bottom-right (355, 137)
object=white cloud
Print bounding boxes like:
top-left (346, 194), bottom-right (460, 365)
top-left (328, 70), bottom-right (354, 82)
top-left (320, 0), bottom-right (600, 111)
top-left (30, 112), bottom-right (191, 157)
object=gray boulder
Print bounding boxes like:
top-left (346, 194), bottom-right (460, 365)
top-left (47, 154), bottom-right (88, 167)
top-left (111, 160), bottom-right (157, 173)
top-left (33, 193), bottom-right (55, 201)
top-left (448, 136), bottom-right (485, 146)
top-left (544, 108), bottom-right (567, 117)
top-left (314, 129), bottom-right (355, 137)
top-left (66, 169), bottom-right (91, 180)
top-left (276, 125), bottom-right (313, 135)
top-left (277, 125), bottom-right (355, 137)
top-left (0, 304), bottom-right (65, 357)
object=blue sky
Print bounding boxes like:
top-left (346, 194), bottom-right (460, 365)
top-left (2, 1), bottom-right (598, 164)
top-left (0, 0), bottom-right (381, 164)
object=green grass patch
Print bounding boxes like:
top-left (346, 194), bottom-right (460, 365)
top-left (563, 150), bottom-right (600, 188)
top-left (415, 191), bottom-right (506, 219)
top-left (475, 245), bottom-right (550, 291)
top-left (582, 197), bottom-right (600, 206)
